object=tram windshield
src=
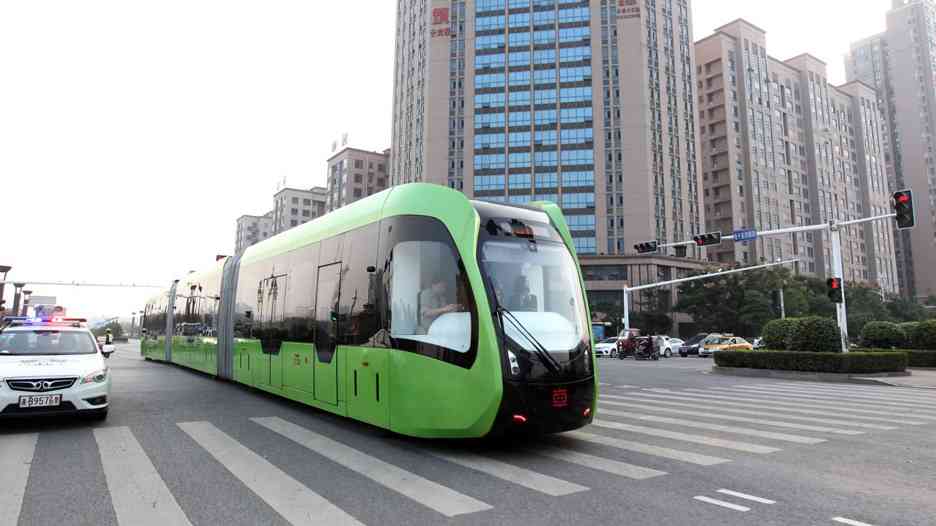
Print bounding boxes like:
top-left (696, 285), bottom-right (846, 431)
top-left (480, 233), bottom-right (591, 381)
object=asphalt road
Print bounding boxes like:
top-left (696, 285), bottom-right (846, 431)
top-left (3, 343), bottom-right (935, 526)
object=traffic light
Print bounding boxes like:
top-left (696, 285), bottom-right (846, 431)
top-left (827, 278), bottom-right (844, 304)
top-left (893, 190), bottom-right (915, 230)
top-left (693, 232), bottom-right (723, 247)
top-left (634, 241), bottom-right (659, 254)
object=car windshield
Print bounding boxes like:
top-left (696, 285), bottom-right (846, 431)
top-left (480, 238), bottom-right (591, 380)
top-left (705, 336), bottom-right (730, 345)
top-left (0, 330), bottom-right (98, 356)
top-left (599, 338), bottom-right (617, 344)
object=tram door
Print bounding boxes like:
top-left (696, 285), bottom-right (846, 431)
top-left (314, 263), bottom-right (341, 405)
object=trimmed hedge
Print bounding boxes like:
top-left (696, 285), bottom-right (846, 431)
top-left (789, 317), bottom-right (841, 353)
top-left (715, 350), bottom-right (907, 373)
top-left (854, 348), bottom-right (936, 368)
top-left (762, 318), bottom-right (801, 351)
top-left (860, 321), bottom-right (906, 349)
top-left (909, 320), bottom-right (936, 350)
top-left (898, 322), bottom-right (920, 345)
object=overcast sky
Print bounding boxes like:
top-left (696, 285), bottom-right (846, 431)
top-left (0, 0), bottom-right (893, 320)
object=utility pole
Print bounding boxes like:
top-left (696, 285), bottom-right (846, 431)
top-left (779, 287), bottom-right (786, 319)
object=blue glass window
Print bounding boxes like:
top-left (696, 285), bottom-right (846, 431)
top-left (476, 35), bottom-right (506, 51)
top-left (508, 0), bottom-right (531, 8)
top-left (508, 32), bottom-right (531, 48)
top-left (534, 193), bottom-right (558, 203)
top-left (534, 109), bottom-right (557, 125)
top-left (562, 170), bottom-right (594, 187)
top-left (559, 66), bottom-right (590, 82)
top-left (474, 175), bottom-right (505, 191)
top-left (560, 149), bottom-right (594, 166)
top-left (509, 51), bottom-right (531, 67)
top-left (559, 46), bottom-right (591, 63)
top-left (509, 71), bottom-right (531, 87)
top-left (534, 129), bottom-right (557, 145)
top-left (509, 173), bottom-right (532, 189)
top-left (534, 89), bottom-right (557, 105)
top-left (534, 151), bottom-right (558, 167)
top-left (508, 90), bottom-right (531, 106)
top-left (476, 113), bottom-right (506, 129)
top-left (533, 10), bottom-right (556, 26)
top-left (509, 194), bottom-right (533, 205)
top-left (476, 73), bottom-right (506, 89)
top-left (476, 0), bottom-right (506, 12)
top-left (559, 86), bottom-right (592, 103)
top-left (534, 49), bottom-right (556, 64)
top-left (535, 173), bottom-right (558, 188)
top-left (475, 133), bottom-right (506, 149)
top-left (559, 107), bottom-right (592, 124)
top-left (558, 27), bottom-right (590, 43)
top-left (534, 69), bottom-right (557, 84)
top-left (476, 92), bottom-right (506, 108)
top-left (533, 30), bottom-right (555, 44)
top-left (509, 152), bottom-right (532, 168)
top-left (508, 111), bottom-right (532, 127)
top-left (557, 7), bottom-right (589, 23)
top-left (565, 215), bottom-right (596, 232)
top-left (562, 192), bottom-right (595, 209)
top-left (475, 154), bottom-right (506, 170)
top-left (509, 131), bottom-right (531, 147)
top-left (476, 15), bottom-right (506, 31)
top-left (477, 195), bottom-right (507, 203)
top-left (560, 128), bottom-right (592, 144)
top-left (573, 237), bottom-right (597, 255)
top-left (476, 53), bottom-right (506, 69)
top-left (508, 13), bottom-right (530, 28)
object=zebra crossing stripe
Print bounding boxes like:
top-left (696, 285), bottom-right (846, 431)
top-left (733, 384), bottom-right (936, 406)
top-left (0, 434), bottom-right (37, 526)
top-left (592, 420), bottom-right (780, 454)
top-left (667, 389), bottom-right (935, 423)
top-left (537, 446), bottom-right (667, 480)
top-left (600, 399), bottom-right (864, 435)
top-left (428, 450), bottom-right (589, 496)
top-left (564, 430), bottom-right (730, 466)
top-left (599, 408), bottom-right (826, 444)
top-left (93, 426), bottom-right (192, 526)
top-left (613, 392), bottom-right (898, 430)
top-left (252, 417), bottom-right (492, 516)
top-left (178, 421), bottom-right (363, 525)
top-left (748, 382), bottom-right (936, 401)
top-left (725, 386), bottom-right (936, 414)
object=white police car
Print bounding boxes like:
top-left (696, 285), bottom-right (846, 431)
top-left (0, 317), bottom-right (112, 420)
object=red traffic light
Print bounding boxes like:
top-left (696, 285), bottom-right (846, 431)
top-left (897, 193), bottom-right (910, 204)
top-left (893, 190), bottom-right (915, 230)
top-left (828, 278), bottom-right (841, 290)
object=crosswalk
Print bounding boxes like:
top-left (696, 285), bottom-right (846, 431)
top-left (3, 380), bottom-right (936, 524)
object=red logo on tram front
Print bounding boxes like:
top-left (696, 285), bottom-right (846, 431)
top-left (552, 388), bottom-right (569, 408)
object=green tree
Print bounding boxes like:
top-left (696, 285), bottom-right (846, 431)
top-left (737, 289), bottom-right (774, 337)
top-left (93, 321), bottom-right (124, 340)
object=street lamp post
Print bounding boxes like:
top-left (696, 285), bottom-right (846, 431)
top-left (0, 265), bottom-right (10, 315)
top-left (11, 283), bottom-right (25, 317)
top-left (21, 290), bottom-right (33, 317)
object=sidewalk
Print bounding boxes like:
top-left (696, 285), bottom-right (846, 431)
top-left (854, 368), bottom-right (936, 389)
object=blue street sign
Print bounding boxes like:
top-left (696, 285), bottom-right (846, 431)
top-left (734, 229), bottom-right (758, 242)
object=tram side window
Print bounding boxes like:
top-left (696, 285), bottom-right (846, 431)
top-left (282, 243), bottom-right (318, 344)
top-left (234, 262), bottom-right (263, 339)
top-left (384, 217), bottom-right (473, 355)
top-left (338, 224), bottom-right (380, 346)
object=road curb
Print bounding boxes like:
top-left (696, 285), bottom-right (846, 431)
top-left (711, 366), bottom-right (911, 385)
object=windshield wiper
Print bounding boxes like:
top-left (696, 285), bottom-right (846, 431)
top-left (496, 305), bottom-right (562, 375)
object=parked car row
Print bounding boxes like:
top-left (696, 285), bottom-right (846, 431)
top-left (595, 331), bottom-right (756, 360)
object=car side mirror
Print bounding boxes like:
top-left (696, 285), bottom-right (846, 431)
top-left (102, 344), bottom-right (115, 358)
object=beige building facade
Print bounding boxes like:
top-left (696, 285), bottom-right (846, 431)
top-left (695, 20), bottom-right (898, 293)
top-left (391, 0), bottom-right (705, 257)
top-left (235, 212), bottom-right (274, 254)
top-left (846, 0), bottom-right (936, 300)
top-left (326, 147), bottom-right (390, 212)
top-left (272, 187), bottom-right (327, 234)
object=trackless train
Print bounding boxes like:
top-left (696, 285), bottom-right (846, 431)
top-left (141, 183), bottom-right (597, 438)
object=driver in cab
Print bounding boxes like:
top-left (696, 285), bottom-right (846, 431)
top-left (419, 275), bottom-right (463, 333)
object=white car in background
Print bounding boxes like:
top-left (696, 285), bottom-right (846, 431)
top-left (0, 318), bottom-right (113, 420)
top-left (594, 337), bottom-right (621, 358)
top-left (654, 336), bottom-right (685, 358)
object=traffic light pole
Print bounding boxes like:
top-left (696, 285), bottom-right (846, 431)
top-left (829, 227), bottom-right (849, 353)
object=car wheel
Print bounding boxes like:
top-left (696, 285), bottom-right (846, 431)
top-left (664, 349), bottom-right (672, 358)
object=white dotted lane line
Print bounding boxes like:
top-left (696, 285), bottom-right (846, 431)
top-left (716, 489), bottom-right (776, 504)
top-left (693, 496), bottom-right (750, 512)
top-left (833, 518), bottom-right (876, 526)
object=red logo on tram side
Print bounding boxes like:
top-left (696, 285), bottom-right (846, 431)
top-left (552, 388), bottom-right (569, 409)
top-left (432, 8), bottom-right (449, 25)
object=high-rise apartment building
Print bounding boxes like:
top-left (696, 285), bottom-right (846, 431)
top-left (695, 20), bottom-right (898, 293)
top-left (272, 187), bottom-right (328, 234)
top-left (846, 0), bottom-right (936, 300)
top-left (326, 147), bottom-right (390, 212)
top-left (235, 212), bottom-right (274, 254)
top-left (391, 0), bottom-right (704, 256)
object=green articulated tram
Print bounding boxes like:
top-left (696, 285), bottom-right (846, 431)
top-left (140, 183), bottom-right (597, 438)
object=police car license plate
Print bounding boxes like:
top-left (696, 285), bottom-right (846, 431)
top-left (19, 394), bottom-right (62, 408)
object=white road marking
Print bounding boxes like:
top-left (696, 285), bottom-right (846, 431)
top-left (600, 399), bottom-right (864, 435)
top-left (716, 489), bottom-right (776, 504)
top-left (93, 426), bottom-right (192, 526)
top-left (693, 496), bottom-right (750, 512)
top-left (428, 450), bottom-right (588, 496)
top-left (178, 421), bottom-right (363, 525)
top-left (667, 388), bottom-right (935, 423)
top-left (599, 408), bottom-right (826, 444)
top-left (593, 420), bottom-right (780, 454)
top-left (750, 382), bottom-right (936, 401)
top-left (0, 434), bottom-right (38, 526)
top-left (737, 384), bottom-right (936, 405)
top-left (252, 417), bottom-right (491, 517)
top-left (565, 431), bottom-right (730, 466)
top-left (537, 447), bottom-right (666, 480)
top-left (725, 386), bottom-right (936, 414)
top-left (832, 517), bottom-right (877, 526)
top-left (614, 392), bottom-right (899, 429)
